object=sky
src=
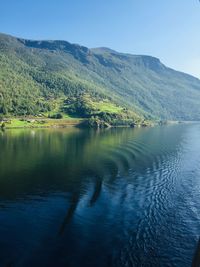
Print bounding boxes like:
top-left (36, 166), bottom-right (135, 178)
top-left (0, 0), bottom-right (200, 77)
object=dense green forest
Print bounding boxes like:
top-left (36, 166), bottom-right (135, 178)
top-left (0, 33), bottom-right (200, 126)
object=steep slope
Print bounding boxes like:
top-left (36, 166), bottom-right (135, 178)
top-left (0, 33), bottom-right (200, 121)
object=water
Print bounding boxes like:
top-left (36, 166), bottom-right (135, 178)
top-left (0, 124), bottom-right (200, 267)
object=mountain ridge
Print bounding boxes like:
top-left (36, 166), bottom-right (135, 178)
top-left (1, 32), bottom-right (199, 78)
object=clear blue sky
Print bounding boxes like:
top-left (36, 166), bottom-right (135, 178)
top-left (0, 0), bottom-right (200, 77)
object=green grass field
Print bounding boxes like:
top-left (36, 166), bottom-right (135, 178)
top-left (91, 100), bottom-right (123, 114)
top-left (1, 117), bottom-right (83, 129)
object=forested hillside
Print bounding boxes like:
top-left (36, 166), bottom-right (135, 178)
top-left (0, 33), bottom-right (200, 124)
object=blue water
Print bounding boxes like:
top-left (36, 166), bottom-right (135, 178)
top-left (0, 124), bottom-right (200, 267)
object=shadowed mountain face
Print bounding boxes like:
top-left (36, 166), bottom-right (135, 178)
top-left (0, 33), bottom-right (200, 120)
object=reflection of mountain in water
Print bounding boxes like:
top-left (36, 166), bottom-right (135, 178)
top-left (1, 124), bottom-right (199, 267)
top-left (0, 126), bottom-right (183, 202)
top-left (0, 126), bottom-right (184, 230)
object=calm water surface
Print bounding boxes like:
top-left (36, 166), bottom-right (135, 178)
top-left (0, 124), bottom-right (200, 267)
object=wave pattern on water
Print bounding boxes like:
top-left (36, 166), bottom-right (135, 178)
top-left (1, 125), bottom-right (200, 267)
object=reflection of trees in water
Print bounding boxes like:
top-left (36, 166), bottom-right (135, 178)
top-left (0, 128), bottom-right (139, 197)
top-left (0, 126), bottom-right (184, 231)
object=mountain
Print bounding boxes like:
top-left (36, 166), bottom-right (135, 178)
top-left (0, 33), bottom-right (200, 124)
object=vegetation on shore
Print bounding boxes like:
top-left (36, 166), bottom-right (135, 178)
top-left (0, 117), bottom-right (83, 129)
top-left (0, 94), bottom-right (152, 129)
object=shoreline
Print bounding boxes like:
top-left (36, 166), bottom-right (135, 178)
top-left (1, 117), bottom-right (198, 131)
top-left (0, 116), bottom-right (152, 130)
top-left (0, 117), bottom-right (84, 130)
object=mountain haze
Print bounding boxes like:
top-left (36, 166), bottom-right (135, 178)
top-left (0, 33), bottom-right (200, 122)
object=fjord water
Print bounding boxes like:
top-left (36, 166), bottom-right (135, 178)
top-left (0, 125), bottom-right (200, 267)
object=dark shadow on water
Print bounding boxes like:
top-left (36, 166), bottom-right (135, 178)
top-left (89, 176), bottom-right (102, 207)
top-left (192, 238), bottom-right (200, 267)
top-left (58, 192), bottom-right (80, 236)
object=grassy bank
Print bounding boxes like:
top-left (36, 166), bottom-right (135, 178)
top-left (0, 117), bottom-right (84, 129)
